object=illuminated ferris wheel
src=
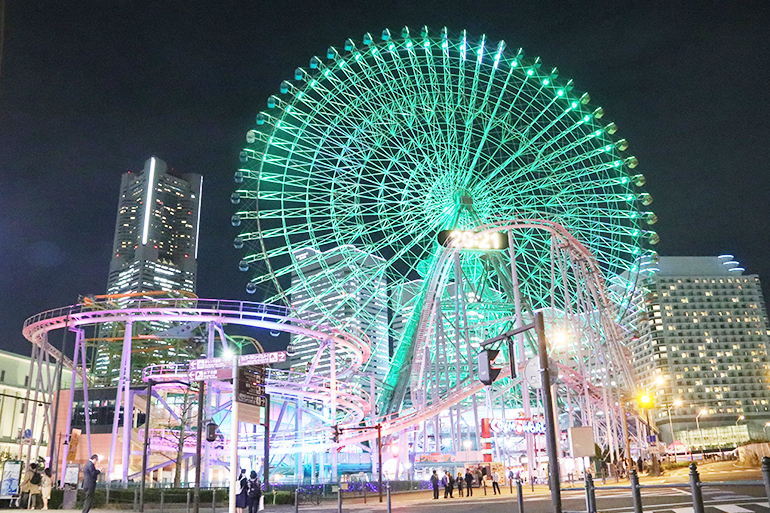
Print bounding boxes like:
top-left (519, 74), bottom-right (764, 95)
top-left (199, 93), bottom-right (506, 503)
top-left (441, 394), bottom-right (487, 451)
top-left (231, 26), bottom-right (658, 408)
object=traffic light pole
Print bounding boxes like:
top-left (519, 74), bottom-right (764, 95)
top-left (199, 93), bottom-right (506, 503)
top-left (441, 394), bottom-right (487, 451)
top-left (534, 312), bottom-right (562, 513)
top-left (334, 424), bottom-right (383, 502)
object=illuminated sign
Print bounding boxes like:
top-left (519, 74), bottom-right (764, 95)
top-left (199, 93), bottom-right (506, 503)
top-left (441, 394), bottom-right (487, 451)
top-left (489, 419), bottom-right (546, 435)
top-left (437, 230), bottom-right (508, 250)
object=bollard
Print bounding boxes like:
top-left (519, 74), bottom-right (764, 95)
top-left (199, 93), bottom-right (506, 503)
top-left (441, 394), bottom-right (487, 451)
top-left (762, 456), bottom-right (770, 501)
top-left (516, 478), bottom-right (524, 513)
top-left (386, 484), bottom-right (392, 513)
top-left (510, 477), bottom-right (513, 494)
top-left (337, 486), bottom-right (342, 513)
top-left (689, 463), bottom-right (705, 513)
top-left (106, 483), bottom-right (111, 506)
top-left (363, 486), bottom-right (366, 504)
top-left (629, 469), bottom-right (642, 513)
top-left (294, 488), bottom-right (299, 513)
top-left (161, 489), bottom-right (165, 513)
top-left (584, 473), bottom-right (596, 513)
top-left (187, 491), bottom-right (191, 513)
top-left (212, 489), bottom-right (216, 513)
top-left (134, 488), bottom-right (138, 511)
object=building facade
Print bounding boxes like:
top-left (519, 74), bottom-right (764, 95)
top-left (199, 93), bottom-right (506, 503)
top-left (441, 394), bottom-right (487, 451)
top-left (628, 255), bottom-right (770, 448)
top-left (107, 156), bottom-right (202, 295)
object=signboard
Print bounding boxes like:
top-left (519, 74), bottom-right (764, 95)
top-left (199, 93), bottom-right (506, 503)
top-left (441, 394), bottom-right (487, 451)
top-left (238, 366), bottom-right (267, 405)
top-left (190, 351), bottom-right (287, 373)
top-left (63, 464), bottom-right (80, 489)
top-left (568, 426), bottom-right (595, 458)
top-left (523, 357), bottom-right (558, 389)
top-left (414, 452), bottom-right (457, 463)
top-left (187, 367), bottom-right (233, 382)
top-left (489, 418), bottom-right (546, 435)
top-left (0, 460), bottom-right (21, 499)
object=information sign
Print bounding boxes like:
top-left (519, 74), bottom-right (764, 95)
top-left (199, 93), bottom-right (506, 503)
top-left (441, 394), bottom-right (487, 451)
top-left (187, 367), bottom-right (234, 382)
top-left (237, 366), bottom-right (267, 405)
top-left (0, 460), bottom-right (21, 499)
top-left (239, 351), bottom-right (287, 366)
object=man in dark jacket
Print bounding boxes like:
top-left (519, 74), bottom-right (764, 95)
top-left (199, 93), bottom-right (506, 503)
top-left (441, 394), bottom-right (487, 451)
top-left (464, 469), bottom-right (474, 497)
top-left (430, 470), bottom-right (439, 499)
top-left (82, 454), bottom-right (101, 513)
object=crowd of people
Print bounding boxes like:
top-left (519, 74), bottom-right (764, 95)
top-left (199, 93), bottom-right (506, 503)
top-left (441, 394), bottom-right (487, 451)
top-left (428, 465), bottom-right (503, 499)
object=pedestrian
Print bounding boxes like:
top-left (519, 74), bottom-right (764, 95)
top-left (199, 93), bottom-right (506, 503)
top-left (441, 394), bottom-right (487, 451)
top-left (441, 470), bottom-right (449, 499)
top-left (82, 454), bottom-right (101, 513)
top-left (236, 469), bottom-right (248, 513)
top-left (447, 472), bottom-right (455, 498)
top-left (20, 463), bottom-right (41, 509)
top-left (247, 470), bottom-right (261, 513)
top-left (41, 468), bottom-right (53, 510)
top-left (464, 469), bottom-right (473, 497)
top-left (491, 470), bottom-right (501, 495)
top-left (430, 470), bottom-right (439, 499)
top-left (456, 472), bottom-right (464, 497)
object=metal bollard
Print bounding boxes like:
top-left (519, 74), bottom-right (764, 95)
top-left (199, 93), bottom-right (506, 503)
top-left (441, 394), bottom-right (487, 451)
top-left (161, 489), bottom-right (165, 513)
top-left (337, 486), bottom-right (342, 513)
top-left (212, 489), bottom-right (216, 513)
top-left (584, 473), bottom-right (596, 513)
top-left (106, 483), bottom-right (111, 505)
top-left (762, 456), bottom-right (770, 500)
top-left (187, 491), bottom-right (191, 513)
top-left (516, 478), bottom-right (524, 513)
top-left (629, 469), bottom-right (642, 513)
top-left (294, 488), bottom-right (299, 513)
top-left (386, 485), bottom-right (391, 513)
top-left (134, 488), bottom-right (138, 511)
top-left (689, 463), bottom-right (705, 513)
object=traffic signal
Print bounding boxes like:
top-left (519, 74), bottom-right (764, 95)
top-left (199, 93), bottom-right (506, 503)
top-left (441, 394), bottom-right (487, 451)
top-left (206, 422), bottom-right (218, 442)
top-left (477, 350), bottom-right (502, 385)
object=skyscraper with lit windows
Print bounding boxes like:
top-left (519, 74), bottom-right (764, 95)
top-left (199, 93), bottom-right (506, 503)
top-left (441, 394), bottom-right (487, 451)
top-left (107, 157), bottom-right (202, 295)
top-left (626, 255), bottom-right (770, 448)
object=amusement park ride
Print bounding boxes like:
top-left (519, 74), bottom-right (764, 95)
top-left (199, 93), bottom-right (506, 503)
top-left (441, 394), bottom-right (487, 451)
top-left (19, 26), bottom-right (658, 491)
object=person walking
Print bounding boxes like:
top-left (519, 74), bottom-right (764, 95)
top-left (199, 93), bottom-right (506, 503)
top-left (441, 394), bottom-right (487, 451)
top-left (40, 468), bottom-right (53, 510)
top-left (430, 470), bottom-right (439, 499)
top-left (20, 463), bottom-right (41, 509)
top-left (236, 469), bottom-right (248, 513)
top-left (441, 471), bottom-right (448, 498)
top-left (491, 470), bottom-right (501, 495)
top-left (464, 469), bottom-right (473, 497)
top-left (456, 472), bottom-right (464, 497)
top-left (82, 454), bottom-right (101, 513)
top-left (247, 470), bottom-right (261, 513)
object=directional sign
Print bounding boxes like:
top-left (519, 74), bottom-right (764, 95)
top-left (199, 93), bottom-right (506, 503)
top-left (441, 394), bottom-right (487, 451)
top-left (190, 350), bottom-right (287, 373)
top-left (187, 367), bottom-right (233, 382)
top-left (238, 366), bottom-right (267, 405)
top-left (239, 351), bottom-right (287, 366)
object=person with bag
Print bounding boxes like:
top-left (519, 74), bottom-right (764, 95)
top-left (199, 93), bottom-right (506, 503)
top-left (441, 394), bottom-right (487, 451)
top-left (20, 463), bottom-right (41, 509)
top-left (247, 471), bottom-right (262, 513)
top-left (456, 471), bottom-right (464, 497)
top-left (464, 469), bottom-right (473, 497)
top-left (40, 468), bottom-right (53, 510)
top-left (236, 469), bottom-right (248, 513)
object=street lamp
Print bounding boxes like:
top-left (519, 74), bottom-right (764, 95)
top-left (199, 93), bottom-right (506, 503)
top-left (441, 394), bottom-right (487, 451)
top-left (735, 415), bottom-right (745, 426)
top-left (764, 422), bottom-right (770, 441)
top-left (666, 399), bottom-right (683, 445)
top-left (696, 409), bottom-right (708, 455)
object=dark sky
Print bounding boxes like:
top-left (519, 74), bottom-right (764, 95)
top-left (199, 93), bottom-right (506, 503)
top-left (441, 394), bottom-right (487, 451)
top-left (1, 1), bottom-right (769, 356)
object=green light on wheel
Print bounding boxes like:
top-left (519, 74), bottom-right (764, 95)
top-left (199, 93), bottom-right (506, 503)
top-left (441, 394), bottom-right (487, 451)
top-left (542, 79), bottom-right (549, 85)
top-left (557, 90), bottom-right (564, 96)
top-left (527, 69), bottom-right (534, 76)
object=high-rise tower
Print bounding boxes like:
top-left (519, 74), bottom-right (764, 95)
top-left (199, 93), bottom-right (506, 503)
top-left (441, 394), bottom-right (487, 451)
top-left (625, 255), bottom-right (770, 448)
top-left (107, 157), bottom-right (202, 295)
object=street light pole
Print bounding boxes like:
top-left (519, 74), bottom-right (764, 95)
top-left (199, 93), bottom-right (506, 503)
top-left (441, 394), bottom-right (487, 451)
top-left (696, 410), bottom-right (707, 456)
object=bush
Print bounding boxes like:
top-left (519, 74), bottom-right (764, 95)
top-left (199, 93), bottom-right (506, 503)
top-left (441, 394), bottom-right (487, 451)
top-left (662, 461), bottom-right (692, 470)
top-left (263, 490), bottom-right (294, 504)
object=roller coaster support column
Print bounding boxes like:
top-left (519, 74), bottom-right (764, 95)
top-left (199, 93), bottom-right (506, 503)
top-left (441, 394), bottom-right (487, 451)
top-left (229, 353), bottom-right (239, 513)
top-left (264, 394), bottom-right (270, 490)
top-left (535, 312), bottom-right (562, 512)
top-left (140, 380), bottom-right (154, 512)
top-left (378, 424), bottom-right (383, 503)
top-left (194, 381), bottom-right (204, 513)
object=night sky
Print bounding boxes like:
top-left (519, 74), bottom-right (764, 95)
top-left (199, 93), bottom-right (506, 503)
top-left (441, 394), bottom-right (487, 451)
top-left (1, 1), bottom-right (769, 356)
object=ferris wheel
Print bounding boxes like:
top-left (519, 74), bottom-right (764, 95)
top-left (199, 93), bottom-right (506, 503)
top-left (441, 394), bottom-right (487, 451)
top-left (231, 26), bottom-right (657, 407)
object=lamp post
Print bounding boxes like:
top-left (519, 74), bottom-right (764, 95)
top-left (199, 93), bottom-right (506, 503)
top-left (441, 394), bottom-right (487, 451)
top-left (666, 399), bottom-right (683, 444)
top-left (764, 422), bottom-right (770, 441)
top-left (696, 409), bottom-right (707, 456)
top-left (735, 415), bottom-right (745, 426)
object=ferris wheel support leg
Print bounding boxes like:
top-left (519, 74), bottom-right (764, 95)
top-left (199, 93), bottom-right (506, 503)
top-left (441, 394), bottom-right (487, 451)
top-left (108, 322), bottom-right (131, 481)
top-left (60, 329), bottom-right (80, 485)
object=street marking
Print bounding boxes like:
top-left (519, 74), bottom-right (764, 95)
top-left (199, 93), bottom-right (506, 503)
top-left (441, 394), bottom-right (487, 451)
top-left (670, 508), bottom-right (695, 513)
top-left (711, 505), bottom-right (755, 513)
